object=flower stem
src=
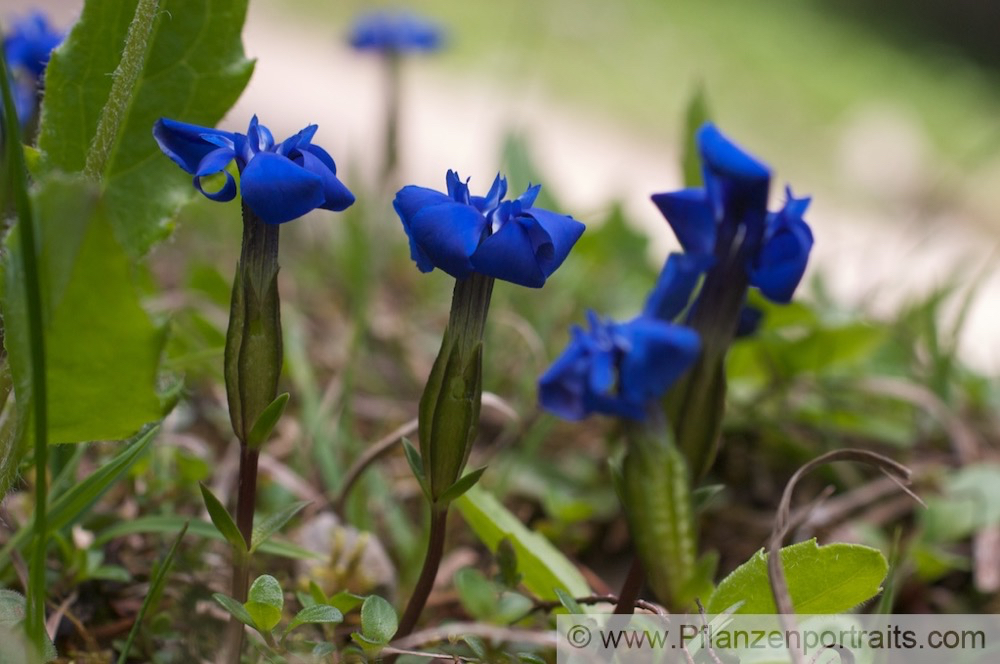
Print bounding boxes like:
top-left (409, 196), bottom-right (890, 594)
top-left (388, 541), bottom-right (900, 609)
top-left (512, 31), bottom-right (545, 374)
top-left (381, 53), bottom-right (402, 181)
top-left (84, 0), bottom-right (161, 178)
top-left (613, 558), bottom-right (645, 615)
top-left (0, 36), bottom-right (49, 652)
top-left (396, 506), bottom-right (448, 639)
top-left (220, 445), bottom-right (258, 664)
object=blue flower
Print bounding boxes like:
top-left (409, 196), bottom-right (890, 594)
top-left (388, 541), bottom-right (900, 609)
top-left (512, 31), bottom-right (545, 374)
top-left (538, 311), bottom-right (700, 421)
top-left (539, 254), bottom-right (703, 421)
top-left (348, 10), bottom-right (444, 54)
top-left (3, 11), bottom-right (63, 126)
top-left (651, 123), bottom-right (813, 304)
top-left (153, 115), bottom-right (355, 224)
top-left (394, 170), bottom-right (585, 288)
top-left (3, 11), bottom-right (62, 78)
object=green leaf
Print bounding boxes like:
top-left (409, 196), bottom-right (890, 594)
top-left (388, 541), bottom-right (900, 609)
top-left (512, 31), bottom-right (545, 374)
top-left (706, 539), bottom-right (888, 614)
top-left (555, 588), bottom-right (583, 615)
top-left (463, 635), bottom-right (487, 660)
top-left (0, 590), bottom-right (57, 662)
top-left (38, 0), bottom-right (254, 255)
top-left (283, 604), bottom-right (343, 637)
top-left (455, 485), bottom-right (590, 601)
top-left (199, 483), bottom-right (247, 555)
top-left (246, 392), bottom-right (289, 450)
top-left (437, 466), bottom-right (487, 505)
top-left (213, 593), bottom-right (255, 628)
top-left (246, 574), bottom-right (284, 633)
top-left (0, 428), bottom-right (157, 569)
top-left (360, 595), bottom-right (397, 646)
top-left (328, 591), bottom-right (365, 615)
top-left (116, 521), bottom-right (188, 664)
top-left (494, 538), bottom-right (522, 589)
top-left (2, 175), bottom-right (165, 445)
top-left (681, 84), bottom-right (711, 188)
top-left (249, 500), bottom-right (309, 554)
top-left (90, 515), bottom-right (321, 560)
top-left (922, 464), bottom-right (1000, 543)
top-left (454, 568), bottom-right (496, 621)
top-left (401, 437), bottom-right (430, 500)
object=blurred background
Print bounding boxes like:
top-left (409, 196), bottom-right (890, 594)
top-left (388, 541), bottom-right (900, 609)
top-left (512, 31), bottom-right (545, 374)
top-left (4, 0), bottom-right (1000, 370)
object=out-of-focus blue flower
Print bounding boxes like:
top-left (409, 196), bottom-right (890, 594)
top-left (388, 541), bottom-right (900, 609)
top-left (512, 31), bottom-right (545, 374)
top-left (153, 115), bottom-right (355, 224)
top-left (538, 311), bottom-right (700, 421)
top-left (394, 170), bottom-right (585, 288)
top-left (651, 123), bottom-right (813, 304)
top-left (3, 11), bottom-right (63, 126)
top-left (3, 11), bottom-right (62, 78)
top-left (348, 10), bottom-right (444, 54)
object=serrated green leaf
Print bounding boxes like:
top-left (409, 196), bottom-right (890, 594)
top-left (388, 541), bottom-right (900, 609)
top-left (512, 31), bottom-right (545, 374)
top-left (38, 0), bottom-right (254, 255)
top-left (437, 465), bottom-right (487, 505)
top-left (249, 500), bottom-right (309, 554)
top-left (706, 539), bottom-right (888, 614)
top-left (246, 392), bottom-right (289, 450)
top-left (199, 482), bottom-right (246, 555)
top-left (246, 574), bottom-right (283, 633)
top-left (283, 604), bottom-right (343, 637)
top-left (2, 174), bottom-right (165, 445)
top-left (360, 595), bottom-right (397, 646)
top-left (213, 592), bottom-right (255, 628)
top-left (455, 486), bottom-right (590, 601)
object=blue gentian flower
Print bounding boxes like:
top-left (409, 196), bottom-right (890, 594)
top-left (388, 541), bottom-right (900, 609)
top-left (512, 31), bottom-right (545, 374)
top-left (538, 311), bottom-right (700, 421)
top-left (3, 11), bottom-right (63, 126)
top-left (539, 254), bottom-right (703, 421)
top-left (3, 11), bottom-right (62, 78)
top-left (348, 10), bottom-right (444, 54)
top-left (394, 170), bottom-right (585, 288)
top-left (153, 115), bottom-right (355, 224)
top-left (651, 123), bottom-right (813, 304)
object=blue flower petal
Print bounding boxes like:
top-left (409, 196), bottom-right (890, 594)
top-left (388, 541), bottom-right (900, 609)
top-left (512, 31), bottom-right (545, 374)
top-left (618, 318), bottom-right (700, 404)
top-left (195, 147), bottom-right (236, 176)
top-left (643, 252), bottom-right (714, 321)
top-left (194, 172), bottom-right (237, 202)
top-left (301, 143), bottom-right (337, 173)
top-left (520, 207), bottom-right (585, 281)
top-left (153, 118), bottom-right (238, 174)
top-left (240, 151), bottom-right (325, 224)
top-left (394, 185), bottom-right (455, 226)
top-left (472, 216), bottom-right (547, 287)
top-left (470, 174), bottom-right (507, 212)
top-left (408, 202), bottom-right (486, 278)
top-left (699, 123), bottom-right (771, 242)
top-left (651, 188), bottom-right (716, 256)
top-left (296, 150), bottom-right (355, 212)
top-left (538, 333), bottom-right (592, 421)
top-left (751, 200), bottom-right (814, 303)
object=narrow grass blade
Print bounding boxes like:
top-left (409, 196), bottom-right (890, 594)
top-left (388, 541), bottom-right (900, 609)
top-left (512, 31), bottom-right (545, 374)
top-left (115, 521), bottom-right (189, 664)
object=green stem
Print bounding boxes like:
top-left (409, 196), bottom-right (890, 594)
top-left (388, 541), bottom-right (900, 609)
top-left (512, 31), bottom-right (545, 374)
top-left (382, 53), bottom-right (402, 181)
top-left (396, 506), bottom-right (448, 639)
top-left (0, 34), bottom-right (49, 652)
top-left (84, 0), bottom-right (161, 178)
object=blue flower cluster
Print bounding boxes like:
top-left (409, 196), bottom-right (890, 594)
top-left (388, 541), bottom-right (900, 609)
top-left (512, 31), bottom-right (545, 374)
top-left (653, 123), bottom-right (814, 305)
top-left (153, 116), bottom-right (355, 224)
top-left (539, 123), bottom-right (815, 422)
top-left (348, 10), bottom-right (444, 54)
top-left (2, 11), bottom-right (63, 125)
top-left (393, 170), bottom-right (585, 288)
